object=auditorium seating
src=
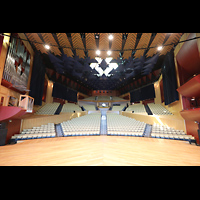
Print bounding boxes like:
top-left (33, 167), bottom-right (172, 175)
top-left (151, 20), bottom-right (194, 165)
top-left (61, 103), bottom-right (82, 113)
top-left (61, 113), bottom-right (101, 136)
top-left (83, 96), bottom-right (125, 101)
top-left (83, 96), bottom-right (96, 100)
top-left (112, 105), bottom-right (126, 111)
top-left (96, 96), bottom-right (110, 101)
top-left (35, 103), bottom-right (60, 115)
top-left (107, 113), bottom-right (146, 136)
top-left (112, 96), bottom-right (125, 101)
top-left (147, 103), bottom-right (173, 115)
top-left (151, 123), bottom-right (195, 141)
top-left (11, 123), bottom-right (56, 140)
top-left (126, 104), bottom-right (147, 114)
top-left (81, 104), bottom-right (96, 111)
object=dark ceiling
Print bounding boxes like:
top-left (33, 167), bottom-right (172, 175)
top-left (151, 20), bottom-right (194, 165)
top-left (24, 33), bottom-right (183, 91)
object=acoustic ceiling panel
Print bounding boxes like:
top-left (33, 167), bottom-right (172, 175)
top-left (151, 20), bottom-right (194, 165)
top-left (134, 33), bottom-right (152, 58)
top-left (146, 33), bottom-right (167, 57)
top-left (40, 33), bottom-right (61, 56)
top-left (56, 33), bottom-right (73, 57)
top-left (25, 33), bottom-right (47, 54)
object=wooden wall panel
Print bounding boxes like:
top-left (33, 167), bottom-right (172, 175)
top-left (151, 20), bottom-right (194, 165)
top-left (121, 112), bottom-right (186, 132)
top-left (21, 111), bottom-right (87, 130)
top-left (176, 33), bottom-right (200, 75)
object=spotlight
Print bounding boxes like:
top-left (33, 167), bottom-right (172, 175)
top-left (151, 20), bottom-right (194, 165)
top-left (44, 44), bottom-right (50, 50)
top-left (108, 34), bottom-right (113, 40)
top-left (95, 34), bottom-right (99, 39)
top-left (96, 50), bottom-right (101, 55)
top-left (107, 50), bottom-right (112, 56)
top-left (157, 46), bottom-right (163, 51)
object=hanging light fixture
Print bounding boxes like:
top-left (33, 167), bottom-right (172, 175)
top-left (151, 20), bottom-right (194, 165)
top-left (96, 50), bottom-right (101, 55)
top-left (157, 46), bottom-right (163, 51)
top-left (107, 50), bottom-right (112, 56)
top-left (44, 44), bottom-right (50, 50)
top-left (108, 34), bottom-right (113, 40)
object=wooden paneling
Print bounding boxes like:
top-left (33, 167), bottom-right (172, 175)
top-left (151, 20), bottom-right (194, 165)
top-left (24, 33), bottom-right (182, 60)
top-left (180, 108), bottom-right (200, 122)
top-left (40, 33), bottom-right (61, 56)
top-left (123, 33), bottom-right (137, 59)
top-left (56, 33), bottom-right (73, 57)
top-left (177, 74), bottom-right (200, 98)
top-left (99, 33), bottom-right (109, 59)
top-left (121, 111), bottom-right (186, 132)
top-left (71, 33), bottom-right (85, 58)
top-left (146, 33), bottom-right (167, 57)
top-left (134, 33), bottom-right (152, 58)
top-left (25, 33), bottom-right (47, 54)
top-left (123, 33), bottom-right (137, 49)
top-left (176, 33), bottom-right (200, 75)
top-left (161, 33), bottom-right (183, 56)
top-left (0, 136), bottom-right (199, 166)
top-left (86, 33), bottom-right (97, 59)
top-left (111, 33), bottom-right (122, 50)
top-left (21, 111), bottom-right (87, 130)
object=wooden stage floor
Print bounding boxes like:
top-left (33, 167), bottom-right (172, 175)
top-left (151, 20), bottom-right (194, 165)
top-left (0, 136), bottom-right (200, 166)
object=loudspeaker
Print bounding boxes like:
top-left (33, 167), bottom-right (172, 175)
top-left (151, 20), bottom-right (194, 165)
top-left (0, 129), bottom-right (7, 146)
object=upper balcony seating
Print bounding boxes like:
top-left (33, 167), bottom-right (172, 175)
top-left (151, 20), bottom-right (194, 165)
top-left (35, 103), bottom-right (60, 115)
top-left (126, 104), bottom-right (147, 114)
top-left (61, 103), bottom-right (82, 113)
top-left (147, 103), bottom-right (173, 115)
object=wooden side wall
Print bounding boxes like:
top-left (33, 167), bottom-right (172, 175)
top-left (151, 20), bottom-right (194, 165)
top-left (21, 111), bottom-right (87, 130)
top-left (121, 112), bottom-right (186, 132)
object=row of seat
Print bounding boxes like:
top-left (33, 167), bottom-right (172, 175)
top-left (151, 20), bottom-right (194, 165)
top-left (83, 96), bottom-right (124, 101)
top-left (111, 105), bottom-right (126, 111)
top-left (152, 123), bottom-right (186, 135)
top-left (11, 112), bottom-right (196, 144)
top-left (61, 103), bottom-right (82, 113)
top-left (107, 113), bottom-right (146, 136)
top-left (12, 133), bottom-right (56, 140)
top-left (151, 133), bottom-right (195, 141)
top-left (35, 103), bottom-right (60, 115)
top-left (151, 123), bottom-right (195, 141)
top-left (63, 131), bottom-right (100, 136)
top-left (61, 113), bottom-right (101, 136)
top-left (11, 123), bottom-right (56, 140)
top-left (81, 104), bottom-right (96, 111)
top-left (126, 104), bottom-right (147, 114)
top-left (147, 103), bottom-right (173, 115)
top-left (107, 131), bottom-right (144, 137)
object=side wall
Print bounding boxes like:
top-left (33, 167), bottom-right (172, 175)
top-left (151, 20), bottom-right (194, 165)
top-left (21, 111), bottom-right (87, 130)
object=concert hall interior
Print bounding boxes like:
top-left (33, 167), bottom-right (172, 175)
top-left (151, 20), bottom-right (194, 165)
top-left (0, 33), bottom-right (200, 166)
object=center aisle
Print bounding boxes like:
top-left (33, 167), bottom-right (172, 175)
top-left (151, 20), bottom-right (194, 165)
top-left (99, 108), bottom-right (109, 135)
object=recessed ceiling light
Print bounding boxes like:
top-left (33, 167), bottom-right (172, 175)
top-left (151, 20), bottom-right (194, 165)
top-left (44, 44), bottom-right (50, 50)
top-left (157, 46), bottom-right (163, 51)
top-left (108, 35), bottom-right (113, 40)
top-left (96, 50), bottom-right (101, 55)
top-left (107, 50), bottom-right (112, 55)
